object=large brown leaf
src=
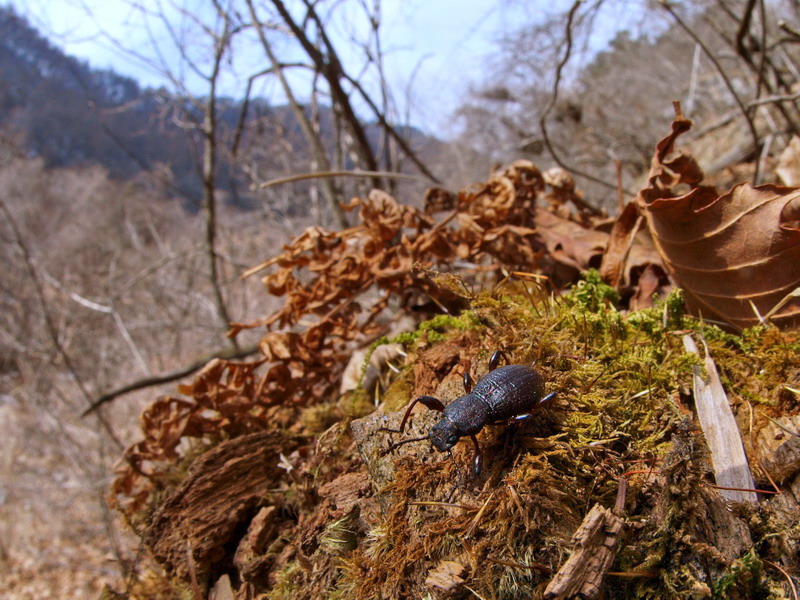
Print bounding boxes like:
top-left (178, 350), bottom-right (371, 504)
top-left (637, 108), bottom-right (800, 331)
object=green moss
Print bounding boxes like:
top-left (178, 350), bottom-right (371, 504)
top-left (416, 311), bottom-right (481, 343)
top-left (265, 564), bottom-right (303, 600)
top-left (321, 515), bottom-right (359, 554)
top-left (245, 277), bottom-right (799, 600)
top-left (712, 550), bottom-right (767, 599)
top-left (663, 288), bottom-right (686, 330)
top-left (569, 268), bottom-right (621, 311)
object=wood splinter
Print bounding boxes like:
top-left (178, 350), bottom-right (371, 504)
top-left (425, 560), bottom-right (467, 596)
top-left (543, 503), bottom-right (625, 600)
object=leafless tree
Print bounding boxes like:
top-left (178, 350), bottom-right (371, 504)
top-left (457, 0), bottom-right (800, 207)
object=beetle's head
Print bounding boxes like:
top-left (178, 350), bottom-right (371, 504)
top-left (429, 418), bottom-right (460, 452)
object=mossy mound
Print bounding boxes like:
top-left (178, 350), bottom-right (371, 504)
top-left (119, 272), bottom-right (800, 599)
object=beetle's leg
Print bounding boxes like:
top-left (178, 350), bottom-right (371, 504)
top-left (469, 434), bottom-right (482, 478)
top-left (488, 350), bottom-right (507, 372)
top-left (463, 370), bottom-right (474, 393)
top-left (404, 396), bottom-right (445, 430)
top-left (512, 392), bottom-right (557, 423)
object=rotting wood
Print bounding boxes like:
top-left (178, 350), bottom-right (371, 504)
top-left (682, 335), bottom-right (757, 503)
top-left (142, 431), bottom-right (300, 582)
top-left (757, 415), bottom-right (800, 483)
top-left (317, 471), bottom-right (371, 514)
top-left (543, 504), bottom-right (625, 600)
top-left (425, 560), bottom-right (467, 597)
top-left (233, 506), bottom-right (278, 580)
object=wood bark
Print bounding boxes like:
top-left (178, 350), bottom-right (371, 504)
top-left (143, 431), bottom-right (299, 582)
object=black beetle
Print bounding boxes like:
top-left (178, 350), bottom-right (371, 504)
top-left (382, 351), bottom-right (555, 477)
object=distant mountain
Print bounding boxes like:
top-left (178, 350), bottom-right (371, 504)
top-left (0, 6), bottom-right (444, 212)
top-left (0, 7), bottom-right (204, 200)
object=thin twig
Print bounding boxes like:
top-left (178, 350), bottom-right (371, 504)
top-left (39, 270), bottom-right (151, 375)
top-left (747, 89), bottom-right (800, 107)
top-left (246, 0), bottom-right (347, 228)
top-left (765, 560), bottom-right (799, 600)
top-left (538, 1), bottom-right (620, 206)
top-left (272, 0), bottom-right (382, 188)
top-left (704, 482), bottom-right (778, 495)
top-left (231, 63), bottom-right (309, 157)
top-left (199, 9), bottom-right (239, 351)
top-left (0, 197), bottom-right (122, 447)
top-left (408, 501), bottom-right (476, 510)
top-left (259, 169), bottom-right (428, 189)
top-left (341, 72), bottom-right (442, 184)
top-left (661, 0), bottom-right (762, 183)
top-left (756, 0), bottom-right (768, 105)
top-left (779, 21), bottom-right (800, 40)
top-left (734, 0), bottom-right (758, 61)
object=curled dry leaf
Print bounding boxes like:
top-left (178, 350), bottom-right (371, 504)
top-left (637, 107), bottom-right (800, 331)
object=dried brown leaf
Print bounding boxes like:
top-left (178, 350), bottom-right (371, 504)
top-left (638, 110), bottom-right (800, 330)
top-left (599, 201), bottom-right (642, 288)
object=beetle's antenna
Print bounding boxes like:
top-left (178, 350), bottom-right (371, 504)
top-left (382, 435), bottom-right (428, 455)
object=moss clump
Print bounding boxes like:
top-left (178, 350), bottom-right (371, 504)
top-left (416, 311), bottom-right (481, 343)
top-left (570, 268), bottom-right (621, 311)
top-left (265, 564), bottom-right (303, 600)
top-left (711, 550), bottom-right (767, 600)
top-left (130, 272), bottom-right (799, 600)
top-left (329, 275), bottom-right (799, 599)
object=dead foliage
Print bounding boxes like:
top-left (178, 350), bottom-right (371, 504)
top-left (110, 139), bottom-right (800, 598)
top-left (112, 160), bottom-right (611, 522)
top-left (634, 104), bottom-right (800, 331)
top-left (112, 358), bottom-right (273, 521)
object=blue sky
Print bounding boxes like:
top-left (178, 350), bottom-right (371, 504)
top-left (10, 0), bottom-right (551, 133)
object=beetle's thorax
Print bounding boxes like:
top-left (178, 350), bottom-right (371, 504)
top-left (442, 393), bottom-right (489, 436)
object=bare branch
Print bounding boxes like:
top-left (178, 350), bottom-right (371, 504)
top-left (200, 10), bottom-right (238, 350)
top-left (259, 169), bottom-right (428, 190)
top-left (661, 0), bottom-right (762, 183)
top-left (734, 0), bottom-right (758, 60)
top-left (747, 89), bottom-right (800, 107)
top-left (341, 72), bottom-right (442, 184)
top-left (245, 0), bottom-right (348, 228)
top-left (81, 344), bottom-right (260, 417)
top-left (779, 20), bottom-right (800, 40)
top-left (0, 197), bottom-right (122, 447)
top-left (538, 2), bottom-right (612, 211)
top-left (272, 0), bottom-right (379, 181)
